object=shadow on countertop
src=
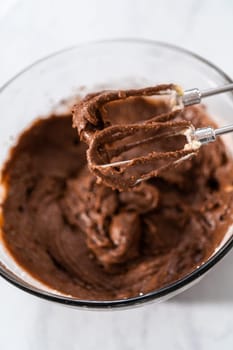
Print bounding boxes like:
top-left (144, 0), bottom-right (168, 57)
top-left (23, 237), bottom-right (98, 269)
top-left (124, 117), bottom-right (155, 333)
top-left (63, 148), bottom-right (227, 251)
top-left (171, 250), bottom-right (233, 303)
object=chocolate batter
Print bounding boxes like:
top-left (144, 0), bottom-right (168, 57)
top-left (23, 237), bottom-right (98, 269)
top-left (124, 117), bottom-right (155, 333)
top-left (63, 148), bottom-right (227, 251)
top-left (72, 85), bottom-right (198, 190)
top-left (1, 93), bottom-right (233, 300)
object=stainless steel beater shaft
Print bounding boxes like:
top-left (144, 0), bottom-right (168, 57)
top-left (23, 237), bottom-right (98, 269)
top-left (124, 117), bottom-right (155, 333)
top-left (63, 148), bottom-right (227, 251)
top-left (182, 83), bottom-right (233, 106)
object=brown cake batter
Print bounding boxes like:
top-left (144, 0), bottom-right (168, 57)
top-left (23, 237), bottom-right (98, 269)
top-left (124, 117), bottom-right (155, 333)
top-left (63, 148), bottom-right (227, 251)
top-left (1, 92), bottom-right (233, 300)
top-left (72, 85), bottom-right (198, 190)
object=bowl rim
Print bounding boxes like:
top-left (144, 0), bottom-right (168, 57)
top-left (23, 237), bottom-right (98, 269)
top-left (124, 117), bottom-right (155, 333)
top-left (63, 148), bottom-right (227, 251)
top-left (1, 38), bottom-right (233, 309)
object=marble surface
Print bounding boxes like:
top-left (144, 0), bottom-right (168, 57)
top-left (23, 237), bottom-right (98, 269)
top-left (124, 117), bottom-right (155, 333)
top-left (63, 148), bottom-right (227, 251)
top-left (1, 0), bottom-right (233, 349)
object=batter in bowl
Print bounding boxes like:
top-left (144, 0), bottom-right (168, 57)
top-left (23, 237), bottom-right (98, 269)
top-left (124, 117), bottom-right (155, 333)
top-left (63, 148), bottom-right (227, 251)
top-left (1, 90), bottom-right (233, 300)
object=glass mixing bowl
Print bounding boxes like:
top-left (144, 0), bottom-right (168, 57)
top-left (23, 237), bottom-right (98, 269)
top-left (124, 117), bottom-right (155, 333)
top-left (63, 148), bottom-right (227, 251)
top-left (0, 39), bottom-right (233, 309)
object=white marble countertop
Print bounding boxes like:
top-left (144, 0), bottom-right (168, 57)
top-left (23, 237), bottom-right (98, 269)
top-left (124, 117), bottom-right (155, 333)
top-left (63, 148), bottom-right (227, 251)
top-left (1, 0), bottom-right (233, 349)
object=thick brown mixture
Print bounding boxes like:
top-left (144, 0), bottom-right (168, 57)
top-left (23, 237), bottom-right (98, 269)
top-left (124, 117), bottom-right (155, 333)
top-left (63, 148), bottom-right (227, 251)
top-left (72, 84), bottom-right (195, 191)
top-left (1, 92), bottom-right (233, 300)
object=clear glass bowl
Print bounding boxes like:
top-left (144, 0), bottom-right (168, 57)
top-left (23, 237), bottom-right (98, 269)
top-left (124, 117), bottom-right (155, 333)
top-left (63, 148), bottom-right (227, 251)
top-left (0, 39), bottom-right (233, 309)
